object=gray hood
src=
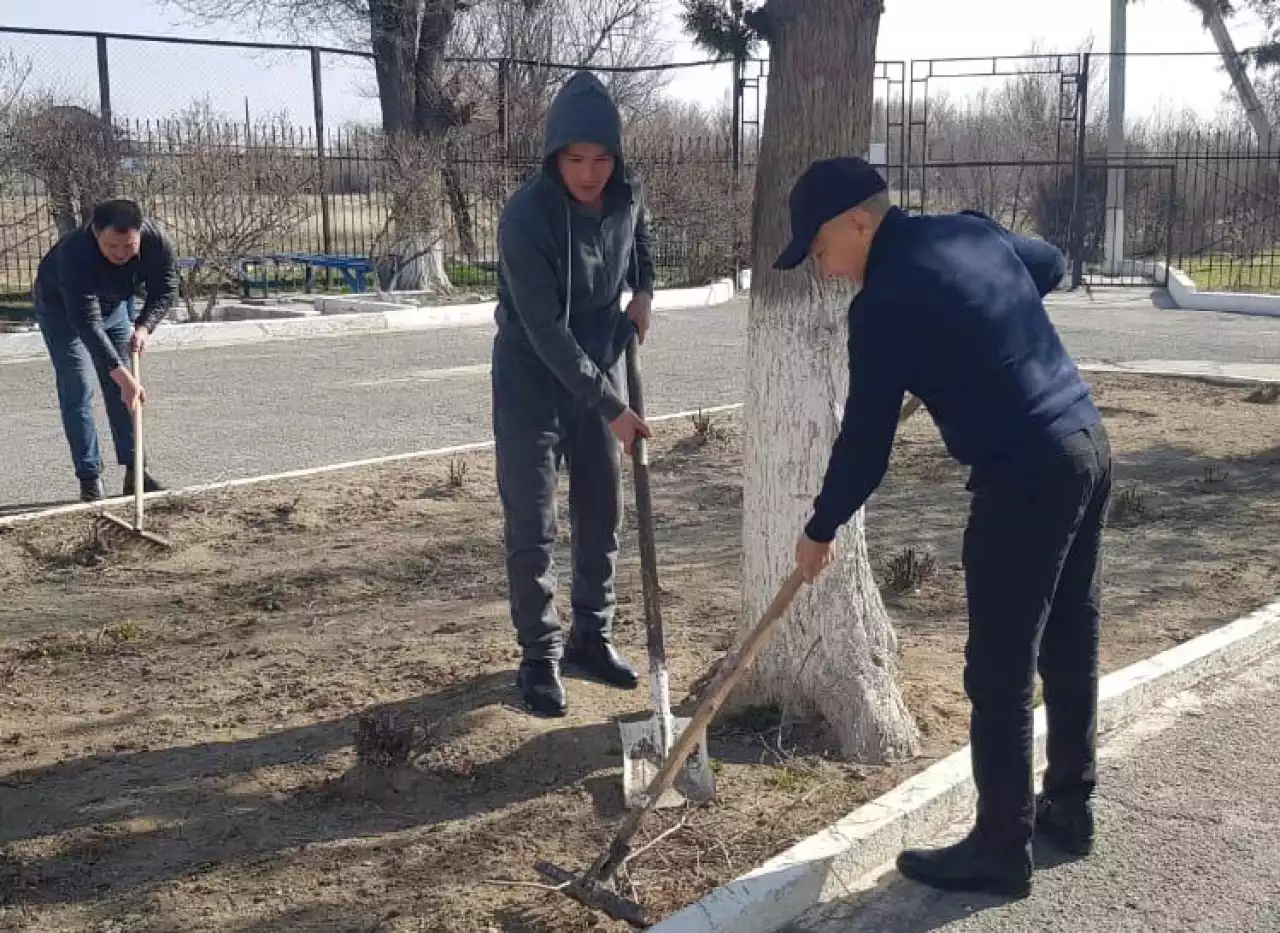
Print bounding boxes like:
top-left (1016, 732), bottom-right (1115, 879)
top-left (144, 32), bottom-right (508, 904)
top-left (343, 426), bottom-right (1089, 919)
top-left (541, 71), bottom-right (630, 202)
top-left (491, 68), bottom-right (654, 423)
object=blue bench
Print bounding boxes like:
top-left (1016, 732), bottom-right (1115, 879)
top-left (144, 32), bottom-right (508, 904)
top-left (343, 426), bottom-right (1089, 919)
top-left (282, 253), bottom-right (375, 294)
top-left (176, 254), bottom-right (375, 297)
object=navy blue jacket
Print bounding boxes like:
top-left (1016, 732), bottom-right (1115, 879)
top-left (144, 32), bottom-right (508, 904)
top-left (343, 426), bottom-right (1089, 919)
top-left (34, 219), bottom-right (179, 373)
top-left (805, 207), bottom-right (1100, 544)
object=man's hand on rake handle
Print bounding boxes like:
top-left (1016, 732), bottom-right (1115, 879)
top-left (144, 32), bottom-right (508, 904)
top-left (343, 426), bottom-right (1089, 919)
top-left (111, 366), bottom-right (146, 413)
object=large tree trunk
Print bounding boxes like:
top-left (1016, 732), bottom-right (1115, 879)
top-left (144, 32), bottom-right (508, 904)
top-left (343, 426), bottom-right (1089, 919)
top-left (740, 0), bottom-right (920, 762)
top-left (444, 148), bottom-right (477, 258)
top-left (1202, 2), bottom-right (1275, 149)
top-left (368, 0), bottom-right (458, 292)
top-left (369, 0), bottom-right (417, 136)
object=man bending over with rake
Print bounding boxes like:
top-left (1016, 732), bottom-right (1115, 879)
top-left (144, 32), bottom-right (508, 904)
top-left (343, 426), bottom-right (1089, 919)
top-left (34, 198), bottom-right (176, 502)
top-left (779, 157), bottom-right (1111, 900)
top-left (491, 71), bottom-right (656, 717)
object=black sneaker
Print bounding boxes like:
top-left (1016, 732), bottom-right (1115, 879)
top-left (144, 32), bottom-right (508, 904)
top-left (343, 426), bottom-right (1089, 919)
top-left (896, 831), bottom-right (1033, 899)
top-left (518, 659), bottom-right (567, 718)
top-left (1035, 793), bottom-right (1095, 856)
top-left (122, 470), bottom-right (164, 496)
top-left (79, 477), bottom-right (105, 502)
top-left (563, 631), bottom-right (639, 689)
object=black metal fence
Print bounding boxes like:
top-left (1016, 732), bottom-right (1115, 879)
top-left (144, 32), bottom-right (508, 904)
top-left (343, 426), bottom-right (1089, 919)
top-left (0, 115), bottom-right (742, 298)
top-left (0, 26), bottom-right (753, 299)
top-left (906, 52), bottom-right (1280, 292)
top-left (2, 28), bottom-right (1279, 299)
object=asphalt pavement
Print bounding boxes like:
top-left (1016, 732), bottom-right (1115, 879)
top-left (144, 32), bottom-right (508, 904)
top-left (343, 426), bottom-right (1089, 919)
top-left (0, 303), bottom-right (744, 513)
top-left (786, 647), bottom-right (1280, 933)
top-left (1, 289), bottom-right (1277, 512)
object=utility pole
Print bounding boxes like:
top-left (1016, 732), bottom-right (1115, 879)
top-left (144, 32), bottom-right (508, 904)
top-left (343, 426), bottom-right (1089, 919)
top-left (1104, 0), bottom-right (1126, 275)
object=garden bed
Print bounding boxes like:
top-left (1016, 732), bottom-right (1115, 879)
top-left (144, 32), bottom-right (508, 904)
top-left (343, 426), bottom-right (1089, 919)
top-left (1, 373), bottom-right (1276, 932)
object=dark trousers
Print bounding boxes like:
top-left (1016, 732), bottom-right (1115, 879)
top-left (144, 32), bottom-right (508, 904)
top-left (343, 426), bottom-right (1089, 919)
top-left (36, 299), bottom-right (137, 481)
top-left (962, 421), bottom-right (1112, 852)
top-left (492, 337), bottom-right (623, 661)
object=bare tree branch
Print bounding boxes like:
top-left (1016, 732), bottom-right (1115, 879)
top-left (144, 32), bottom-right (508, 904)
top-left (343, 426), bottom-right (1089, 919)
top-left (121, 99), bottom-right (318, 319)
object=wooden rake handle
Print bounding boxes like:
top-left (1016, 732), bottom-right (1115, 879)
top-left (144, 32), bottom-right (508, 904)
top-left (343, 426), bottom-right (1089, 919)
top-left (132, 350), bottom-right (144, 529)
top-left (587, 567), bottom-right (808, 884)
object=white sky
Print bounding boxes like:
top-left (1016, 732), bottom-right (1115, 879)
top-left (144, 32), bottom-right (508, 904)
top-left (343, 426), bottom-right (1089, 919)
top-left (0, 0), bottom-right (1270, 129)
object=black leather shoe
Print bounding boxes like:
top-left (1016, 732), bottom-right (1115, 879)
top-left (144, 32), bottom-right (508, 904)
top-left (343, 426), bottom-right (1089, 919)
top-left (518, 659), bottom-right (567, 718)
top-left (896, 832), bottom-right (1032, 899)
top-left (122, 469), bottom-right (164, 496)
top-left (79, 477), bottom-right (105, 502)
top-left (563, 631), bottom-right (639, 689)
top-left (1036, 793), bottom-right (1095, 856)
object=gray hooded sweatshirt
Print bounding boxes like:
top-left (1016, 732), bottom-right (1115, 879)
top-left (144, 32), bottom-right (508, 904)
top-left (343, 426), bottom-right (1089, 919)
top-left (493, 71), bottom-right (655, 421)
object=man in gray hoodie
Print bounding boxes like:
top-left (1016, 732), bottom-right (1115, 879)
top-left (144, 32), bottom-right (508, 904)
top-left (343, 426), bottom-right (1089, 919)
top-left (492, 71), bottom-right (656, 717)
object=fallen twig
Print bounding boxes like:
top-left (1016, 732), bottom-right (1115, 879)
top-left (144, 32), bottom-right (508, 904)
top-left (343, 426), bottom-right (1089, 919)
top-left (799, 779), bottom-right (834, 806)
top-left (624, 813), bottom-right (691, 866)
top-left (481, 878), bottom-right (569, 893)
top-left (713, 835), bottom-right (734, 872)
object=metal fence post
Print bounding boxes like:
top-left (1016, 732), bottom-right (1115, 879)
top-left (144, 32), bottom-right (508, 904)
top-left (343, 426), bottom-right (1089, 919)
top-left (310, 47), bottom-right (334, 259)
top-left (1069, 52), bottom-right (1090, 289)
top-left (1163, 166), bottom-right (1176, 288)
top-left (96, 34), bottom-right (112, 123)
top-left (731, 54), bottom-right (743, 182)
top-left (731, 53), bottom-right (744, 288)
top-left (497, 58), bottom-right (510, 152)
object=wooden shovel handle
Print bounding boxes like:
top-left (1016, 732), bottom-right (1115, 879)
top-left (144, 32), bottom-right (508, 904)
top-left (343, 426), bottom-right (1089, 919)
top-left (624, 339), bottom-right (667, 673)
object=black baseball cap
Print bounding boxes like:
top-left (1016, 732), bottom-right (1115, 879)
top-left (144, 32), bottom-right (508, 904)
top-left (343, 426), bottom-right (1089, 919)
top-left (773, 157), bottom-right (888, 270)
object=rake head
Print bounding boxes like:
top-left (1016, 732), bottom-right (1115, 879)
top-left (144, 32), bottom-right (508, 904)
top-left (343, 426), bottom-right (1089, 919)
top-left (533, 860), bottom-right (650, 929)
top-left (92, 511), bottom-right (172, 553)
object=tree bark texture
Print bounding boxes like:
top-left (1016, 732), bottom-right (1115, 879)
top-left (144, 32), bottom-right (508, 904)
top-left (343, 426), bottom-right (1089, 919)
top-left (368, 0), bottom-right (466, 291)
top-left (1203, 4), bottom-right (1275, 149)
top-left (741, 0), bottom-right (921, 762)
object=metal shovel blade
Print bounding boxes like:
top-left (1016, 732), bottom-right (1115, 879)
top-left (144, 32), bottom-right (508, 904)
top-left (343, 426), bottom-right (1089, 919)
top-left (619, 712), bottom-right (715, 809)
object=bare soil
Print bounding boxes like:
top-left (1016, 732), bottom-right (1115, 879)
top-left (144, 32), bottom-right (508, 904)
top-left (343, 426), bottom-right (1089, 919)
top-left (1, 373), bottom-right (1277, 933)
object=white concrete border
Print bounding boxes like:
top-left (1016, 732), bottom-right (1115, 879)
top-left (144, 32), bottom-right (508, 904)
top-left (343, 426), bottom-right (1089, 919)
top-left (649, 598), bottom-right (1280, 933)
top-left (0, 279), bottom-right (737, 364)
top-left (1078, 360), bottom-right (1280, 384)
top-left (0, 403), bottom-right (744, 528)
top-left (1116, 259), bottom-right (1280, 318)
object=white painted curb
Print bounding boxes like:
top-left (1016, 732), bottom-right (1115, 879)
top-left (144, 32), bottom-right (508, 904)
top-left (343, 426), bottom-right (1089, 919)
top-left (649, 598), bottom-right (1280, 933)
top-left (1077, 360), bottom-right (1280, 385)
top-left (0, 280), bottom-right (737, 364)
top-left (1116, 259), bottom-right (1280, 319)
top-left (0, 403), bottom-right (744, 528)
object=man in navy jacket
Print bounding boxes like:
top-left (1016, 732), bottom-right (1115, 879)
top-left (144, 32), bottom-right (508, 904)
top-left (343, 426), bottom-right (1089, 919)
top-left (777, 157), bottom-right (1112, 898)
top-left (34, 199), bottom-right (175, 502)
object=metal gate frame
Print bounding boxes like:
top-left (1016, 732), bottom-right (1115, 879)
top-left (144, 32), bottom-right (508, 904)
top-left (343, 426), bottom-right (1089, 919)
top-left (905, 53), bottom-right (1094, 287)
top-left (1077, 158), bottom-right (1177, 288)
top-left (736, 56), bottom-right (909, 195)
top-left (731, 51), bottom-right (1178, 291)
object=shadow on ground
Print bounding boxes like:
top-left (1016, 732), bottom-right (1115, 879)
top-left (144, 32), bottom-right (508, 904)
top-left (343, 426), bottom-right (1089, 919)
top-left (786, 840), bottom-right (1084, 933)
top-left (0, 670), bottom-right (621, 912)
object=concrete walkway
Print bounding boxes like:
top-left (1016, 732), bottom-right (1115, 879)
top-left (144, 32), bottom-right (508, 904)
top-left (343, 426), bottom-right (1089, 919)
top-left (785, 648), bottom-right (1280, 933)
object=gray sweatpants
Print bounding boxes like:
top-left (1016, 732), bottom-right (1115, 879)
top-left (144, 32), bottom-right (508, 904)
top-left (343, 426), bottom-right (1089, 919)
top-left (492, 335), bottom-right (624, 661)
